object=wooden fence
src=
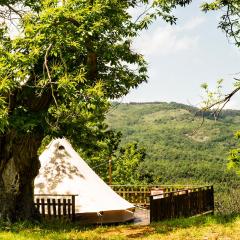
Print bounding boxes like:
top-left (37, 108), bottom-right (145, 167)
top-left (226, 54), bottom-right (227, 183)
top-left (150, 186), bottom-right (214, 222)
top-left (110, 185), bottom-right (198, 207)
top-left (34, 194), bottom-right (77, 221)
top-left (33, 185), bottom-right (214, 222)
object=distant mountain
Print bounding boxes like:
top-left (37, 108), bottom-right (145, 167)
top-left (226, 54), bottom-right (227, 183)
top-left (106, 102), bottom-right (240, 189)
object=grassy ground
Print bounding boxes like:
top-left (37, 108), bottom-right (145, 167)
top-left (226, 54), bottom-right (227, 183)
top-left (0, 214), bottom-right (239, 240)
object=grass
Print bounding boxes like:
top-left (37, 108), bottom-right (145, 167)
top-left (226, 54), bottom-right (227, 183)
top-left (0, 214), bottom-right (240, 239)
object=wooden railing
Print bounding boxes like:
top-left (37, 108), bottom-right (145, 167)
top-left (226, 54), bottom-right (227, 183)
top-left (110, 185), bottom-right (200, 207)
top-left (34, 194), bottom-right (77, 221)
top-left (111, 185), bottom-right (151, 206)
top-left (150, 186), bottom-right (214, 222)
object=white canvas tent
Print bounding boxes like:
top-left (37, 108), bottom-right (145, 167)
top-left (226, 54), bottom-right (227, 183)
top-left (34, 138), bottom-right (135, 223)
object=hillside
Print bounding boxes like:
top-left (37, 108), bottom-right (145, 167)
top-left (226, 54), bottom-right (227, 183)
top-left (106, 102), bottom-right (240, 189)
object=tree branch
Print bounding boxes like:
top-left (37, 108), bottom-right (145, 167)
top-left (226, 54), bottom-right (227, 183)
top-left (202, 85), bottom-right (240, 118)
top-left (5, 4), bottom-right (23, 19)
top-left (44, 43), bottom-right (58, 108)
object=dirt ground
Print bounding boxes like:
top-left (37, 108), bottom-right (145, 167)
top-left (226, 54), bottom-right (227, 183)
top-left (100, 225), bottom-right (155, 239)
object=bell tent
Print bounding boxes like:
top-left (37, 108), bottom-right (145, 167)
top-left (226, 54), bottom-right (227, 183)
top-left (34, 138), bottom-right (134, 223)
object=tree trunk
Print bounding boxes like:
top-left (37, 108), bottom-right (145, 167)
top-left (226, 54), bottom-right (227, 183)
top-left (0, 131), bottom-right (43, 221)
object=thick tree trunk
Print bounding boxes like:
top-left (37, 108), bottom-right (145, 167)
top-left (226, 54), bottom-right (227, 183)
top-left (0, 131), bottom-right (43, 221)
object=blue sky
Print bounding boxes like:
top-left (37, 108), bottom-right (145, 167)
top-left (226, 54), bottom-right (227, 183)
top-left (123, 1), bottom-right (240, 109)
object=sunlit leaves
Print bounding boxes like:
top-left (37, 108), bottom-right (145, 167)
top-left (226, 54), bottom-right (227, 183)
top-left (0, 97), bottom-right (8, 133)
top-left (112, 142), bottom-right (146, 184)
top-left (200, 79), bottom-right (224, 113)
top-left (0, 0), bottom-right (193, 153)
top-left (201, 0), bottom-right (240, 175)
top-left (202, 0), bottom-right (240, 47)
top-left (228, 131), bottom-right (240, 175)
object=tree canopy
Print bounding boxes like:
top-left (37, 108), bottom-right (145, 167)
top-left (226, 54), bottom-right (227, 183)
top-left (0, 0), bottom-right (194, 150)
top-left (201, 0), bottom-right (240, 174)
top-left (0, 0), bottom-right (193, 220)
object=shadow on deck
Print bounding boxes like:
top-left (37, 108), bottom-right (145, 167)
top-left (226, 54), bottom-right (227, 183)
top-left (133, 208), bottom-right (150, 225)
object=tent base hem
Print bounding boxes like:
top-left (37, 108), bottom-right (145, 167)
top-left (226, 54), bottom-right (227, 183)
top-left (75, 209), bottom-right (135, 224)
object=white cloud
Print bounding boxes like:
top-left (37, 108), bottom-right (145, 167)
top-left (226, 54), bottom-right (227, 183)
top-left (133, 16), bottom-right (205, 57)
top-left (181, 16), bottom-right (206, 31)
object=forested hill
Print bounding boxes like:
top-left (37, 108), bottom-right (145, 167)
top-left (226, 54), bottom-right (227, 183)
top-left (106, 102), bottom-right (240, 188)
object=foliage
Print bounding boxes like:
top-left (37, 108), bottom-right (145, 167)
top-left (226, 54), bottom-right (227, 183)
top-left (106, 102), bottom-right (240, 189)
top-left (112, 142), bottom-right (146, 184)
top-left (201, 0), bottom-right (240, 176)
top-left (228, 131), bottom-right (240, 175)
top-left (0, 0), bottom-right (194, 157)
top-left (215, 188), bottom-right (240, 215)
top-left (80, 130), bottom-right (122, 182)
top-left (83, 137), bottom-right (146, 184)
top-left (200, 79), bottom-right (224, 112)
top-left (202, 0), bottom-right (240, 47)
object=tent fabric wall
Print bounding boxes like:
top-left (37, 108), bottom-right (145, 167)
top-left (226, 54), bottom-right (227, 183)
top-left (34, 138), bottom-right (135, 223)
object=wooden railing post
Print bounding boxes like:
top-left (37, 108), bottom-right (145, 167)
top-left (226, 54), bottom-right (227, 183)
top-left (47, 198), bottom-right (51, 218)
top-left (72, 195), bottom-right (76, 221)
top-left (149, 195), bottom-right (154, 222)
top-left (41, 198), bottom-right (45, 218)
top-left (52, 199), bottom-right (56, 218)
top-left (36, 198), bottom-right (40, 212)
top-left (57, 199), bottom-right (61, 218)
top-left (63, 199), bottom-right (67, 217)
top-left (210, 185), bottom-right (214, 214)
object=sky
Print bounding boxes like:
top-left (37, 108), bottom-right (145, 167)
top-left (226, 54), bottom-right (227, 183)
top-left (122, 1), bottom-right (240, 109)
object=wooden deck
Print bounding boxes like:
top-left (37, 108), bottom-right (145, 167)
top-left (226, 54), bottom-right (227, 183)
top-left (33, 185), bottom-right (214, 224)
top-left (133, 208), bottom-right (150, 225)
